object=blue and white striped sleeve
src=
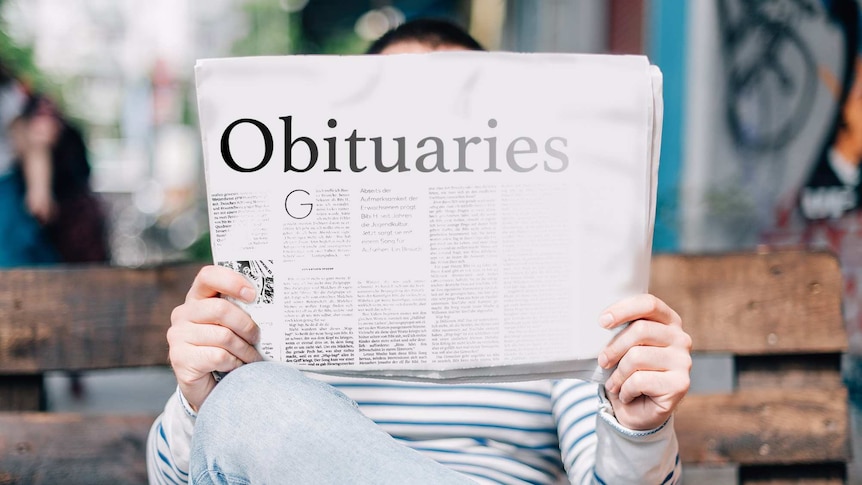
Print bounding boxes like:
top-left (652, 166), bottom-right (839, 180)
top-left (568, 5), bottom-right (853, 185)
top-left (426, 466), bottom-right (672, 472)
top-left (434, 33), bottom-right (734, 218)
top-left (551, 379), bottom-right (681, 485)
top-left (146, 388), bottom-right (197, 485)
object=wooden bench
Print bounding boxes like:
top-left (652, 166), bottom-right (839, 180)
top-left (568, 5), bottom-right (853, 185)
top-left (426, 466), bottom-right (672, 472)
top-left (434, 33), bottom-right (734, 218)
top-left (0, 250), bottom-right (851, 484)
top-left (654, 251), bottom-right (850, 484)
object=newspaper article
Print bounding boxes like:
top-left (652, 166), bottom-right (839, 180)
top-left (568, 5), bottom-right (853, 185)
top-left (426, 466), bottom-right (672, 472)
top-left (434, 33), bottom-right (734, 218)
top-left (195, 52), bottom-right (662, 382)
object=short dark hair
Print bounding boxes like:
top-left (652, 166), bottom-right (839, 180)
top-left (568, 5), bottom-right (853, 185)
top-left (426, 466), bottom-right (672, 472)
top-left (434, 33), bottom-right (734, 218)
top-left (366, 18), bottom-right (484, 54)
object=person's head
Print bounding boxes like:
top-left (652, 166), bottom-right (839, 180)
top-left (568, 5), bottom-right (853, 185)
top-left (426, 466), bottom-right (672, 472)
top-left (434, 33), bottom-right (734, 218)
top-left (20, 94), bottom-right (59, 120)
top-left (366, 18), bottom-right (484, 55)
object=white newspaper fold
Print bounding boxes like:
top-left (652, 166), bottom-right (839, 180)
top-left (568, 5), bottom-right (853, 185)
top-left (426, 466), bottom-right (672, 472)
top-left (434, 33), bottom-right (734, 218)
top-left (194, 52), bottom-right (662, 383)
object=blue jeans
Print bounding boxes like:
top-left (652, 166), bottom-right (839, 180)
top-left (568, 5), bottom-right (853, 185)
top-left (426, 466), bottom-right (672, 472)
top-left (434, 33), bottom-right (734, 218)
top-left (190, 361), bottom-right (476, 484)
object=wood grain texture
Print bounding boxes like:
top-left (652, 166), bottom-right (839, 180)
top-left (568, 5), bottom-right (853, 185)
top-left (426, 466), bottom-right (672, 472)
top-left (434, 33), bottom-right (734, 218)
top-left (0, 376), bottom-right (43, 411)
top-left (0, 412), bottom-right (152, 485)
top-left (676, 387), bottom-right (850, 465)
top-left (650, 251), bottom-right (846, 355)
top-left (0, 263), bottom-right (201, 373)
top-left (0, 252), bottom-right (845, 372)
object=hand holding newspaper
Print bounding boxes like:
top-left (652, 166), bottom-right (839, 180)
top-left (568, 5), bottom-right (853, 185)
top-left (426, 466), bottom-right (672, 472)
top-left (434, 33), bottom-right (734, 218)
top-left (194, 52), bottom-right (662, 383)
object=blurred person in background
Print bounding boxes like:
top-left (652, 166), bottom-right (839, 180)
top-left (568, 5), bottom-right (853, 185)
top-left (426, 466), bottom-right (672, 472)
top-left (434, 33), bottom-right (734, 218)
top-left (15, 94), bottom-right (109, 265)
top-left (14, 93), bottom-right (110, 399)
top-left (7, 89), bottom-right (110, 402)
top-left (0, 59), bottom-right (56, 267)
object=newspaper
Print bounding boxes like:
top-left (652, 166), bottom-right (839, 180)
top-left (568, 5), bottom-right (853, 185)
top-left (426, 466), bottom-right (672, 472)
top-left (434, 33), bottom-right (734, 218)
top-left (194, 52), bottom-right (662, 383)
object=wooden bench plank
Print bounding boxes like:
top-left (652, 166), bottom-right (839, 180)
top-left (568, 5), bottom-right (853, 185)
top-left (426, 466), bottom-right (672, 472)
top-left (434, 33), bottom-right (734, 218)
top-left (675, 387), bottom-right (850, 465)
top-left (650, 251), bottom-right (846, 355)
top-left (0, 263), bottom-right (201, 373)
top-left (0, 412), bottom-right (153, 485)
top-left (0, 252), bottom-right (845, 372)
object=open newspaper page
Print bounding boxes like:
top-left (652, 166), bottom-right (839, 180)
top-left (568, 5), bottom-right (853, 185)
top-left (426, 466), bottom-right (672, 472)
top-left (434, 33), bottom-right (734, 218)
top-left (195, 52), bottom-right (662, 383)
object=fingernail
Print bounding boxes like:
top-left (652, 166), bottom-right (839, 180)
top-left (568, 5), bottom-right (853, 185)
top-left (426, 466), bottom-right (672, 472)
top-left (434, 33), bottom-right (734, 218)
top-left (240, 287), bottom-right (256, 303)
top-left (597, 352), bottom-right (608, 368)
top-left (599, 312), bottom-right (614, 328)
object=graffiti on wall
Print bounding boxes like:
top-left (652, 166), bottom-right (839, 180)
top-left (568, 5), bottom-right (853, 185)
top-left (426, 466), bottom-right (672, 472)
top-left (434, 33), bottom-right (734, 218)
top-left (718, 0), bottom-right (824, 154)
top-left (711, 0), bottom-right (862, 351)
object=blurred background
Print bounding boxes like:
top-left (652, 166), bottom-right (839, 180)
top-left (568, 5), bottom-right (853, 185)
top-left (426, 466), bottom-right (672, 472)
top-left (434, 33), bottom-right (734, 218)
top-left (4, 0), bottom-right (862, 478)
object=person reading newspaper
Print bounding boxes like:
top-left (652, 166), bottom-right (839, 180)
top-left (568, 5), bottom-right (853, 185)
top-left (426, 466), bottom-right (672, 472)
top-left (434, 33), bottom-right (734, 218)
top-left (148, 19), bottom-right (692, 485)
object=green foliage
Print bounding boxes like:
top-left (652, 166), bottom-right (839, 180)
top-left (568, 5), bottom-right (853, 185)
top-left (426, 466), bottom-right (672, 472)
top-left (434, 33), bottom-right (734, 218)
top-left (0, 28), bottom-right (33, 80)
top-left (318, 30), bottom-right (368, 55)
top-left (185, 231), bottom-right (213, 263)
top-left (231, 2), bottom-right (301, 56)
top-left (230, 1), bottom-right (368, 56)
top-left (0, 8), bottom-right (56, 97)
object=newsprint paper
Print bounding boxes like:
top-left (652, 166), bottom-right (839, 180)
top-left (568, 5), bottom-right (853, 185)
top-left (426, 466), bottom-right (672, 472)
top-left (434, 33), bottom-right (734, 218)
top-left (194, 52), bottom-right (662, 383)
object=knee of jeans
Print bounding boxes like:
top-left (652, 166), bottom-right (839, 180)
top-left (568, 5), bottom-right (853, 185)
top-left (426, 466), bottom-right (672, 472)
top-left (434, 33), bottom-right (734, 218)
top-left (215, 361), bottom-right (355, 408)
top-left (198, 362), bottom-right (305, 420)
top-left (192, 362), bottom-right (356, 454)
top-left (216, 361), bottom-right (304, 399)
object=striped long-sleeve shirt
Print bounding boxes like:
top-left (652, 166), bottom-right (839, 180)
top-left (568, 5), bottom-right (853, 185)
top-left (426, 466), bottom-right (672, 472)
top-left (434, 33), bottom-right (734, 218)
top-left (148, 375), bottom-right (680, 484)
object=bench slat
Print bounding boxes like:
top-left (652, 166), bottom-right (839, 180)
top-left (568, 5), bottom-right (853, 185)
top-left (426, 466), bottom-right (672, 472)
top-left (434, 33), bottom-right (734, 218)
top-left (675, 387), bottom-right (850, 465)
top-left (650, 251), bottom-right (846, 355)
top-left (0, 263), bottom-right (201, 373)
top-left (0, 412), bottom-right (152, 485)
top-left (0, 252), bottom-right (845, 373)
